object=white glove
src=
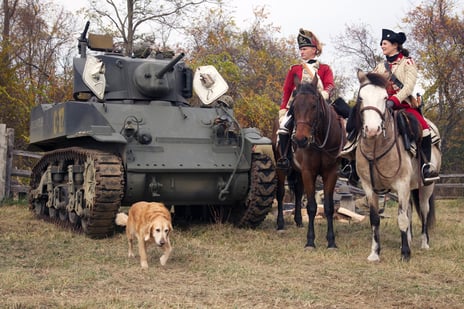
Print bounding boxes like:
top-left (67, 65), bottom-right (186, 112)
top-left (321, 90), bottom-right (329, 101)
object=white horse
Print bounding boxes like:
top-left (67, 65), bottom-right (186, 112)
top-left (354, 70), bottom-right (441, 262)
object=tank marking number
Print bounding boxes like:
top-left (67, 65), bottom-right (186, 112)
top-left (53, 107), bottom-right (65, 134)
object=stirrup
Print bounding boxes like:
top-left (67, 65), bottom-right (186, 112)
top-left (339, 163), bottom-right (352, 181)
top-left (422, 163), bottom-right (440, 184)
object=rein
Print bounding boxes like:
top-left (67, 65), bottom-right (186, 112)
top-left (295, 94), bottom-right (343, 158)
top-left (358, 88), bottom-right (404, 192)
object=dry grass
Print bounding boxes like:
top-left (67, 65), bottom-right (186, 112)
top-left (0, 199), bottom-right (463, 308)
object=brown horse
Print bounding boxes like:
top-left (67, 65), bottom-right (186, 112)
top-left (353, 70), bottom-right (441, 261)
top-left (291, 76), bottom-right (346, 248)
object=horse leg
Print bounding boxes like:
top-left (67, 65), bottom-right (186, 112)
top-left (293, 173), bottom-right (304, 227)
top-left (365, 188), bottom-right (381, 262)
top-left (397, 187), bottom-right (412, 261)
top-left (305, 192), bottom-right (317, 248)
top-left (276, 171), bottom-right (286, 231)
top-left (411, 186), bottom-right (435, 249)
top-left (323, 179), bottom-right (337, 249)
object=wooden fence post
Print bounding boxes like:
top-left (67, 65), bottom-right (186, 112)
top-left (5, 128), bottom-right (14, 199)
top-left (0, 124), bottom-right (6, 200)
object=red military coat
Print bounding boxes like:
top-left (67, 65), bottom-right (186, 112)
top-left (280, 62), bottom-right (334, 110)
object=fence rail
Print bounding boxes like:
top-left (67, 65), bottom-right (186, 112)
top-left (434, 174), bottom-right (464, 199)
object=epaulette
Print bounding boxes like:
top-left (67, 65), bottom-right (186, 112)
top-left (405, 57), bottom-right (415, 65)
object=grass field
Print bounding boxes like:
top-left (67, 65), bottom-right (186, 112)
top-left (0, 199), bottom-right (463, 308)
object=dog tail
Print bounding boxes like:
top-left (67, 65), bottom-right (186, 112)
top-left (115, 212), bottom-right (128, 226)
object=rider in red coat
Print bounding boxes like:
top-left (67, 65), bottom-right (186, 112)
top-left (277, 28), bottom-right (335, 169)
top-left (280, 62), bottom-right (334, 111)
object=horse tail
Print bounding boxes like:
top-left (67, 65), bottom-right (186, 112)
top-left (411, 189), bottom-right (436, 229)
top-left (427, 192), bottom-right (436, 229)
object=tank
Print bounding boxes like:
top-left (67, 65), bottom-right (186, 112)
top-left (28, 22), bottom-right (276, 238)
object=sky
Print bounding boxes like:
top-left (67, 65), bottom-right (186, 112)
top-left (227, 0), bottom-right (423, 74)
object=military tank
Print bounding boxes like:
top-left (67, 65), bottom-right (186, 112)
top-left (28, 22), bottom-right (276, 238)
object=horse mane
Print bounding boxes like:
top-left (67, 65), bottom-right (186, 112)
top-left (365, 72), bottom-right (388, 88)
top-left (297, 82), bottom-right (319, 96)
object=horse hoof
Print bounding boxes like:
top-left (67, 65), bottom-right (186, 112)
top-left (327, 245), bottom-right (338, 250)
top-left (304, 245), bottom-right (316, 250)
top-left (421, 243), bottom-right (430, 250)
top-left (276, 229), bottom-right (286, 235)
top-left (401, 255), bottom-right (411, 262)
top-left (367, 253), bottom-right (380, 262)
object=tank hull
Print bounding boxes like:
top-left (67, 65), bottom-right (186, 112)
top-left (29, 100), bottom-right (276, 237)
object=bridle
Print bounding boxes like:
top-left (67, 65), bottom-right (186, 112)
top-left (293, 88), bottom-right (343, 157)
top-left (357, 82), bottom-right (387, 138)
top-left (357, 82), bottom-right (403, 192)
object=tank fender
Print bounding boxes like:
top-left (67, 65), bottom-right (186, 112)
top-left (242, 127), bottom-right (272, 146)
top-left (241, 127), bottom-right (272, 163)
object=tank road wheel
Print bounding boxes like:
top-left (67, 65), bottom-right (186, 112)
top-left (49, 207), bottom-right (58, 219)
top-left (233, 153), bottom-right (276, 228)
top-left (29, 148), bottom-right (124, 238)
top-left (59, 209), bottom-right (68, 221)
top-left (68, 211), bottom-right (80, 225)
top-left (32, 199), bottom-right (47, 217)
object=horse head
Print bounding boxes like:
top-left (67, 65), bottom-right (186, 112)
top-left (356, 70), bottom-right (389, 138)
top-left (292, 75), bottom-right (323, 149)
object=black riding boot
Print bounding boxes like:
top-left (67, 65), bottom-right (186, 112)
top-left (349, 160), bottom-right (360, 186)
top-left (421, 135), bottom-right (439, 183)
top-left (339, 158), bottom-right (351, 180)
top-left (277, 133), bottom-right (290, 169)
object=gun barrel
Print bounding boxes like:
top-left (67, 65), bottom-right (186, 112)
top-left (155, 52), bottom-right (185, 79)
top-left (80, 21), bottom-right (90, 41)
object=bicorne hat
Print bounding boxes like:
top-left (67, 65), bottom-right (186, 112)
top-left (381, 29), bottom-right (406, 45)
top-left (298, 28), bottom-right (322, 55)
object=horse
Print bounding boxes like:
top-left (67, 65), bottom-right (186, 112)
top-left (272, 118), bottom-right (305, 231)
top-left (291, 76), bottom-right (346, 248)
top-left (353, 69), bottom-right (442, 262)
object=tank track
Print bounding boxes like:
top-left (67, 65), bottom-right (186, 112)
top-left (29, 147), bottom-right (124, 238)
top-left (235, 153), bottom-right (277, 228)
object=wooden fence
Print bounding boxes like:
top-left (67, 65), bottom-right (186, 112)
top-left (434, 174), bottom-right (464, 200)
top-left (0, 124), bottom-right (463, 201)
top-left (0, 125), bottom-right (42, 201)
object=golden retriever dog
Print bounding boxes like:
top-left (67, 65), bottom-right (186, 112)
top-left (115, 201), bottom-right (172, 269)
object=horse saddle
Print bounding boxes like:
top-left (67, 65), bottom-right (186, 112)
top-left (396, 111), bottom-right (440, 158)
top-left (339, 111), bottom-right (440, 158)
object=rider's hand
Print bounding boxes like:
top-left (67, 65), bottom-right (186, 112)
top-left (386, 99), bottom-right (395, 109)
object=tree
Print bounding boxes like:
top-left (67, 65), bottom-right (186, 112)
top-left (0, 0), bottom-right (77, 148)
top-left (185, 6), bottom-right (297, 137)
top-left (87, 0), bottom-right (219, 56)
top-left (404, 0), bottom-right (464, 172)
top-left (332, 23), bottom-right (383, 101)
